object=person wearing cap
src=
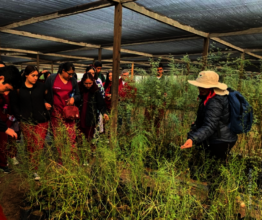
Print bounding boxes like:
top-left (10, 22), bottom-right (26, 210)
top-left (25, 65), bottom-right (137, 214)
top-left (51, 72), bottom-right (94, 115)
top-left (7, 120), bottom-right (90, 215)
top-left (94, 61), bottom-right (105, 83)
top-left (181, 71), bottom-right (238, 199)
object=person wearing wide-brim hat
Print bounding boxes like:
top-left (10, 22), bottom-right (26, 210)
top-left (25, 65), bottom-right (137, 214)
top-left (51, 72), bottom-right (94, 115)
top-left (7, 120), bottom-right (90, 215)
top-left (180, 71), bottom-right (238, 199)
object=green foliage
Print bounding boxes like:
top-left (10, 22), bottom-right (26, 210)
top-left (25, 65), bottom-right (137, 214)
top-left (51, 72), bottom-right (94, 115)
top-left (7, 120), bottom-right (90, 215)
top-left (5, 51), bottom-right (262, 219)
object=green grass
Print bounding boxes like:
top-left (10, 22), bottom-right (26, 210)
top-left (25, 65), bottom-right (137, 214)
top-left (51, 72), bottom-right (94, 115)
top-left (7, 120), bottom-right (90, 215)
top-left (7, 50), bottom-right (262, 219)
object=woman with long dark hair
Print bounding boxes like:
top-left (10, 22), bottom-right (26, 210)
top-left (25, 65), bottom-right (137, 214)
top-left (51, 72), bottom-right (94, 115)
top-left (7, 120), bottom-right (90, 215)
top-left (11, 65), bottom-right (49, 180)
top-left (78, 72), bottom-right (108, 141)
top-left (45, 62), bottom-right (80, 163)
top-left (103, 71), bottom-right (112, 112)
top-left (86, 66), bottom-right (105, 134)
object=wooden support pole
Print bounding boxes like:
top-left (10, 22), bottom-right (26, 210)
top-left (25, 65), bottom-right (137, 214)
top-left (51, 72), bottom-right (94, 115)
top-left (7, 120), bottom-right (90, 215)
top-left (131, 62), bottom-right (134, 79)
top-left (98, 48), bottom-right (102, 62)
top-left (51, 61), bottom-right (54, 73)
top-left (238, 53), bottom-right (245, 90)
top-left (37, 54), bottom-right (40, 70)
top-left (202, 37), bottom-right (210, 70)
top-left (111, 2), bottom-right (122, 142)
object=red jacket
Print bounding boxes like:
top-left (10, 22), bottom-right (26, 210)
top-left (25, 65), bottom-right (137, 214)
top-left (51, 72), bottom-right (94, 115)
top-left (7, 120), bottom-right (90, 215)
top-left (0, 205), bottom-right (7, 220)
top-left (103, 82), bottom-right (112, 111)
top-left (118, 78), bottom-right (136, 101)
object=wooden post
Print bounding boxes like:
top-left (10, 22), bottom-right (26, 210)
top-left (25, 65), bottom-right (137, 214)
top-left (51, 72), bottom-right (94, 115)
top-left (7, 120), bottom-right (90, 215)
top-left (51, 61), bottom-right (54, 73)
top-left (98, 48), bottom-right (102, 62)
top-left (131, 62), bottom-right (134, 79)
top-left (186, 62), bottom-right (190, 75)
top-left (238, 53), bottom-right (245, 91)
top-left (111, 2), bottom-right (122, 143)
top-left (202, 37), bottom-right (210, 70)
top-left (37, 54), bottom-right (40, 70)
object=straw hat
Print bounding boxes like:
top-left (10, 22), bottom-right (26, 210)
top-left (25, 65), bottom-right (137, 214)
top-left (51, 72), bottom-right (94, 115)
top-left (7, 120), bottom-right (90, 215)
top-left (188, 71), bottom-right (229, 95)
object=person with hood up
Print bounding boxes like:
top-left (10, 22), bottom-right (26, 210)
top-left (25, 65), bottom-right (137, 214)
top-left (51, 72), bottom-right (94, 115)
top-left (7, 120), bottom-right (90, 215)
top-left (181, 71), bottom-right (238, 201)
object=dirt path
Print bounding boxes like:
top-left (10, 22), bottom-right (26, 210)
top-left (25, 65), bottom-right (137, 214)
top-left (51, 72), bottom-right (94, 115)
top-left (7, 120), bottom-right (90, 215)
top-left (0, 173), bottom-right (27, 220)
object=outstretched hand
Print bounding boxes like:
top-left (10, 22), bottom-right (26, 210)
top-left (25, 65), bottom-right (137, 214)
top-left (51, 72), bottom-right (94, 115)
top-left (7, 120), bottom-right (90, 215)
top-left (181, 139), bottom-right (193, 149)
top-left (5, 128), bottom-right (17, 139)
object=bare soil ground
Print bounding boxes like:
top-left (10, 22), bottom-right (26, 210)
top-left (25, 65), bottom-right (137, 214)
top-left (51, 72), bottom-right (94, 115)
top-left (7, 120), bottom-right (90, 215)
top-left (0, 172), bottom-right (27, 220)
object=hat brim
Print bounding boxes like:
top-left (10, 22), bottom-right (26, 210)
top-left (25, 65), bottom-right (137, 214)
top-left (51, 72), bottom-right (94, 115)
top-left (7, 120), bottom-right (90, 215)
top-left (214, 88), bottom-right (229, 96)
top-left (188, 80), bottom-right (227, 90)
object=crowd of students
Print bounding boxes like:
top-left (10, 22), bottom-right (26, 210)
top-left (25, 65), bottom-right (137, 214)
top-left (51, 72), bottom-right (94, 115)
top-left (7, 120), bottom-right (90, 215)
top-left (0, 61), bottom-right (135, 178)
top-left (0, 61), bottom-right (239, 202)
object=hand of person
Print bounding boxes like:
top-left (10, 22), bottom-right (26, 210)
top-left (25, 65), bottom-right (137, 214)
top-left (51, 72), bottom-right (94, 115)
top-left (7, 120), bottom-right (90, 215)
top-left (67, 97), bottom-right (75, 106)
top-left (104, 114), bottom-right (109, 121)
top-left (45, 103), bottom-right (52, 110)
top-left (5, 128), bottom-right (17, 139)
top-left (181, 139), bottom-right (193, 149)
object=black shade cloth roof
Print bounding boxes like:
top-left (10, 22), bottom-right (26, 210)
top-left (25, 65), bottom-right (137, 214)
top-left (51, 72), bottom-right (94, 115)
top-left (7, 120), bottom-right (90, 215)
top-left (221, 33), bottom-right (262, 49)
top-left (0, 0), bottom-right (97, 26)
top-left (136, 0), bottom-right (262, 33)
top-left (14, 7), bottom-right (191, 45)
top-left (0, 32), bottom-right (80, 53)
top-left (0, 0), bottom-right (261, 69)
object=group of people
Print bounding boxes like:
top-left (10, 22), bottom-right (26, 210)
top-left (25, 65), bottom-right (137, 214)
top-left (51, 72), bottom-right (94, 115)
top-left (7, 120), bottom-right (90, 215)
top-left (0, 61), bottom-right (133, 180)
top-left (0, 61), bottom-right (238, 202)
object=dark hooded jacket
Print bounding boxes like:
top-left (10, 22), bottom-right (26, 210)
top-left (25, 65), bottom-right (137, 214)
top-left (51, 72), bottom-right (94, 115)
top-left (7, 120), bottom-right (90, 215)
top-left (187, 94), bottom-right (238, 145)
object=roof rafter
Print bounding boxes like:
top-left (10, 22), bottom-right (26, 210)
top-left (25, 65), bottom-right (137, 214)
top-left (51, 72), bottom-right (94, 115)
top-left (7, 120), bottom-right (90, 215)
top-left (210, 27), bottom-right (262, 38)
top-left (0, 29), bottom-right (100, 48)
top-left (123, 2), bottom-right (208, 38)
top-left (103, 47), bottom-right (153, 57)
top-left (0, 1), bottom-right (114, 30)
top-left (123, 2), bottom-right (262, 60)
top-left (0, 47), bottom-right (94, 60)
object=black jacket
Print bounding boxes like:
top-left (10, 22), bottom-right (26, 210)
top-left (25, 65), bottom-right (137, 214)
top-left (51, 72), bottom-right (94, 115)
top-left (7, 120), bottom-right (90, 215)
top-left (45, 74), bottom-right (81, 111)
top-left (79, 89), bottom-right (106, 127)
top-left (187, 94), bottom-right (238, 145)
top-left (10, 81), bottom-right (49, 124)
top-left (0, 119), bottom-right (7, 132)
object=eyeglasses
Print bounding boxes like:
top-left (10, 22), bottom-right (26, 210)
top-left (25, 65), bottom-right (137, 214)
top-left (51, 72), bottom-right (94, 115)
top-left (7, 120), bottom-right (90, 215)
top-left (85, 83), bottom-right (93, 85)
top-left (66, 71), bottom-right (75, 76)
